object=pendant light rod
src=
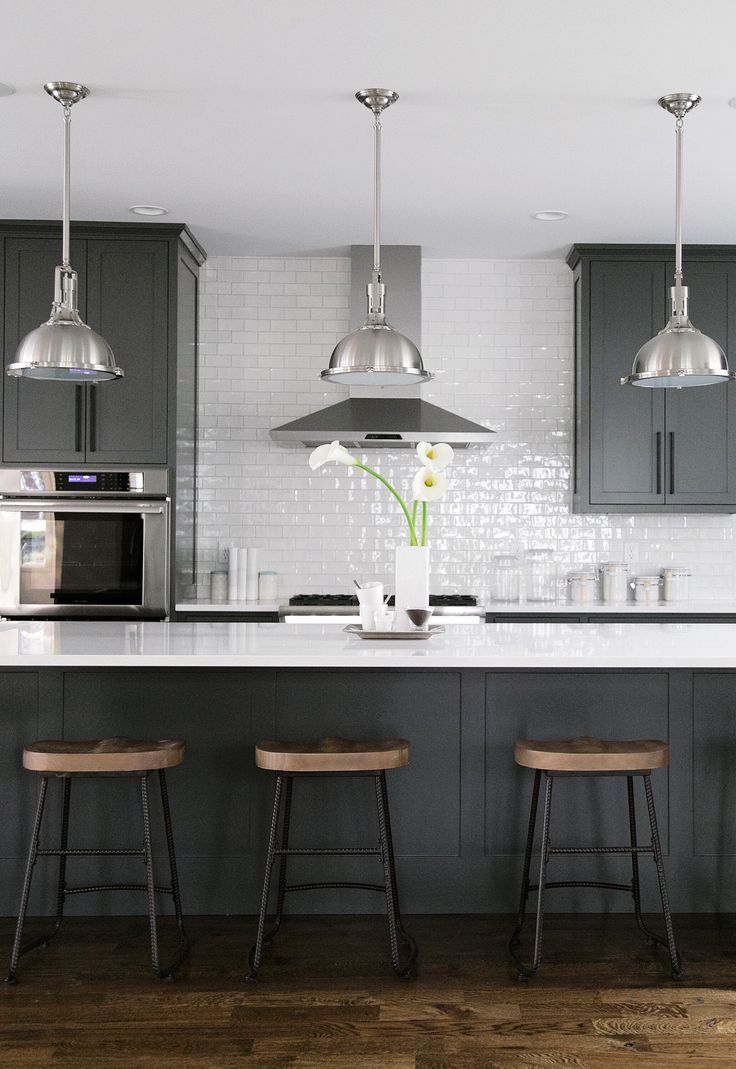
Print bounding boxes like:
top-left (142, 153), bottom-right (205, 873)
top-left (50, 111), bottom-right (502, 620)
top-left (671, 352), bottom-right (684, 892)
top-left (658, 92), bottom-right (700, 318)
top-left (62, 104), bottom-right (72, 269)
top-left (674, 112), bottom-right (683, 283)
top-left (373, 109), bottom-right (381, 279)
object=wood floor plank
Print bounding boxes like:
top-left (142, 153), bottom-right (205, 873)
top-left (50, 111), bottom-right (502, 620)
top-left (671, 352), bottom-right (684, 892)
top-left (0, 914), bottom-right (734, 1067)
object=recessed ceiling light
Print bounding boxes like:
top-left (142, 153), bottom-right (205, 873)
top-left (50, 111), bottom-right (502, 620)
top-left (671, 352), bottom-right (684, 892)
top-left (532, 210), bottom-right (568, 222)
top-left (129, 204), bottom-right (168, 216)
top-left (0, 83), bottom-right (16, 97)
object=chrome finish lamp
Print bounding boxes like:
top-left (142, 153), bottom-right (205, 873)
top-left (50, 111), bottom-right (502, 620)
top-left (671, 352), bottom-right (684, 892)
top-left (7, 82), bottom-right (123, 382)
top-left (622, 93), bottom-right (734, 388)
top-left (321, 89), bottom-right (431, 386)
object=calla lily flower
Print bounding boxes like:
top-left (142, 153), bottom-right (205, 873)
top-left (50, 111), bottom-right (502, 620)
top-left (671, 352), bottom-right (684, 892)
top-left (416, 441), bottom-right (454, 472)
top-left (309, 440), bottom-right (358, 471)
top-left (413, 466), bottom-right (448, 502)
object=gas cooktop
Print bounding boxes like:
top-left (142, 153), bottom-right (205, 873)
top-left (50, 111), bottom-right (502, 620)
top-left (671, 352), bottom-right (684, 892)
top-left (283, 594), bottom-right (481, 617)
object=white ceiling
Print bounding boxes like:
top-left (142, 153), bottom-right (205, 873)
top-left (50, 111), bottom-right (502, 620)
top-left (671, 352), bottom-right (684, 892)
top-left (4, 0), bottom-right (736, 259)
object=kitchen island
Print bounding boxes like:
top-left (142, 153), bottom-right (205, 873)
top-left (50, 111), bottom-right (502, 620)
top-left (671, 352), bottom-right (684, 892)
top-left (1, 619), bottom-right (735, 917)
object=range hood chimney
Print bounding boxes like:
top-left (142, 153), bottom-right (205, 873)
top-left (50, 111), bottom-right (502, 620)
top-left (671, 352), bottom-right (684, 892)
top-left (270, 244), bottom-right (496, 449)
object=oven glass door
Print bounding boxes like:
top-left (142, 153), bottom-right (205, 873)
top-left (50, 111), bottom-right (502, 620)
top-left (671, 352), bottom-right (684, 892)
top-left (20, 511), bottom-right (144, 607)
top-left (0, 499), bottom-right (168, 618)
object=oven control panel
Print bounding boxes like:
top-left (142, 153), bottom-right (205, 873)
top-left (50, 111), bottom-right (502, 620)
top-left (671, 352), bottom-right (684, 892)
top-left (0, 469), bottom-right (167, 497)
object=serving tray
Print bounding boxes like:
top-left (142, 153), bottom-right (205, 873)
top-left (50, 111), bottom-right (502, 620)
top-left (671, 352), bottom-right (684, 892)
top-left (343, 624), bottom-right (445, 641)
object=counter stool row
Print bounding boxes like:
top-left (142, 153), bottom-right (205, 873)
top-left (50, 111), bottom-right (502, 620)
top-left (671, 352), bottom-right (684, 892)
top-left (4, 729), bottom-right (680, 983)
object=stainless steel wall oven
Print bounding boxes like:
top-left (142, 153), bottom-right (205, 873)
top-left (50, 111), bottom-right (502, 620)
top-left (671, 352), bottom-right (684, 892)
top-left (0, 469), bottom-right (169, 619)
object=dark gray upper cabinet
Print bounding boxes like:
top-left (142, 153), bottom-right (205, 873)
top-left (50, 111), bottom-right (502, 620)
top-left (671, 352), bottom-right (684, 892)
top-left (85, 239), bottom-right (169, 463)
top-left (0, 222), bottom-right (205, 469)
top-left (569, 245), bottom-right (736, 513)
top-left (3, 237), bottom-right (88, 463)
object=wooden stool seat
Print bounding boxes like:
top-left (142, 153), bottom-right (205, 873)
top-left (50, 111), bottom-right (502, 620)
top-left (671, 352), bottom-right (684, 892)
top-left (255, 737), bottom-right (409, 773)
top-left (23, 737), bottom-right (186, 774)
top-left (515, 735), bottom-right (669, 773)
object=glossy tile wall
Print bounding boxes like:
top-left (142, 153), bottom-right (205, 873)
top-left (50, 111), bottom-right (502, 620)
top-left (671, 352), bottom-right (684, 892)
top-left (196, 256), bottom-right (735, 601)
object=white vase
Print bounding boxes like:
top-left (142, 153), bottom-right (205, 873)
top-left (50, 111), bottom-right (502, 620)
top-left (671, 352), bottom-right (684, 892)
top-left (394, 545), bottom-right (430, 630)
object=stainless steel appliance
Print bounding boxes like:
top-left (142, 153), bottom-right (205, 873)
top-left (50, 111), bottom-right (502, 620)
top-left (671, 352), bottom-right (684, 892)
top-left (0, 469), bottom-right (169, 619)
top-left (279, 593), bottom-right (484, 624)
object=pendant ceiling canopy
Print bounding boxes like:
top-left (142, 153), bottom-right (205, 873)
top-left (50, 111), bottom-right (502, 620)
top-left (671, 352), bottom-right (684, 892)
top-left (321, 89), bottom-right (431, 387)
top-left (7, 82), bottom-right (123, 383)
top-left (622, 93), bottom-right (734, 389)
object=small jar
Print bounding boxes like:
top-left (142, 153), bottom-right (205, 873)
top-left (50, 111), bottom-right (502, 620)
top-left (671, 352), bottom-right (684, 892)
top-left (631, 575), bottom-right (662, 605)
top-left (567, 571), bottom-right (599, 604)
top-left (600, 561), bottom-right (629, 604)
top-left (489, 555), bottom-right (521, 603)
top-left (662, 567), bottom-right (691, 602)
top-left (525, 548), bottom-right (558, 603)
top-left (258, 571), bottom-right (278, 602)
top-left (210, 570), bottom-right (228, 603)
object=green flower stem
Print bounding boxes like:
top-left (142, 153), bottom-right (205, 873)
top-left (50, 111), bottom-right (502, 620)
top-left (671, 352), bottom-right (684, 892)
top-left (356, 462), bottom-right (418, 546)
top-left (421, 501), bottom-right (427, 546)
top-left (412, 500), bottom-right (418, 529)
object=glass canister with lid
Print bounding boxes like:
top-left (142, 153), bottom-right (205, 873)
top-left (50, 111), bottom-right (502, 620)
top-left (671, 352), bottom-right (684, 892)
top-left (631, 575), bottom-right (662, 605)
top-left (661, 567), bottom-right (691, 602)
top-left (600, 561), bottom-right (629, 604)
top-left (525, 548), bottom-right (559, 603)
top-left (488, 555), bottom-right (521, 603)
top-left (567, 569), bottom-right (599, 604)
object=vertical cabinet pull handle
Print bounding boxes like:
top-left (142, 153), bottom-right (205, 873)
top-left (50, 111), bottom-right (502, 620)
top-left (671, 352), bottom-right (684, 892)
top-left (89, 387), bottom-right (97, 452)
top-left (75, 386), bottom-right (83, 454)
top-left (655, 431), bottom-right (662, 495)
top-left (669, 431), bottom-right (675, 495)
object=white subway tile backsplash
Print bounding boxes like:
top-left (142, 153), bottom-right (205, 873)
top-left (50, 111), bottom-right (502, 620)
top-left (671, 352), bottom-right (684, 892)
top-left (195, 256), bottom-right (736, 602)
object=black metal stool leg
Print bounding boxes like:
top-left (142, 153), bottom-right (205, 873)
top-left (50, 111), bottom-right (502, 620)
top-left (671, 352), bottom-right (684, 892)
top-left (510, 768), bottom-right (541, 971)
top-left (140, 773), bottom-right (164, 979)
top-left (376, 771), bottom-right (417, 979)
top-left (627, 774), bottom-right (666, 949)
top-left (6, 777), bottom-right (49, 984)
top-left (529, 773), bottom-right (554, 976)
top-left (271, 774), bottom-right (293, 937)
top-left (643, 774), bottom-right (681, 978)
top-left (248, 775), bottom-right (284, 980)
top-left (158, 769), bottom-right (189, 977)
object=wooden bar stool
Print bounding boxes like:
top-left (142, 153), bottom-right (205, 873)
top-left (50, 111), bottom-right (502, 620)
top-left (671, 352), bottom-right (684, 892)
top-left (509, 735), bottom-right (680, 980)
top-left (6, 737), bottom-right (188, 983)
top-left (248, 736), bottom-right (417, 980)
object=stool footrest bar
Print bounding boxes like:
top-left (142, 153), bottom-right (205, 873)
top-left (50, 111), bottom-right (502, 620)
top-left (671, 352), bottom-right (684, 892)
top-left (548, 846), bottom-right (653, 856)
top-left (529, 880), bottom-right (634, 893)
top-left (63, 883), bottom-right (173, 896)
top-left (275, 847), bottom-right (380, 856)
top-left (36, 848), bottom-right (145, 857)
top-left (285, 881), bottom-right (387, 894)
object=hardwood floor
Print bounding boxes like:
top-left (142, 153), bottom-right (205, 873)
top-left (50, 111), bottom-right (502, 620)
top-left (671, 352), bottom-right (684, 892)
top-left (0, 914), bottom-right (735, 1067)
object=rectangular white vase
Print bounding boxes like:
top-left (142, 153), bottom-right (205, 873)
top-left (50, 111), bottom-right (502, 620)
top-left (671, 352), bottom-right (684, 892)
top-left (394, 545), bottom-right (430, 630)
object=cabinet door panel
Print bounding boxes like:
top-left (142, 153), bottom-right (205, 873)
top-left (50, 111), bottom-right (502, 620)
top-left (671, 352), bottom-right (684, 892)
top-left (589, 261), bottom-right (666, 504)
top-left (664, 261), bottom-right (736, 506)
top-left (85, 240), bottom-right (168, 463)
top-left (3, 238), bottom-right (86, 463)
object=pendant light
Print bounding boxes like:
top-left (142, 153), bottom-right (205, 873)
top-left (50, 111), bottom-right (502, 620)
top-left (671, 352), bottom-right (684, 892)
top-left (321, 89), bottom-right (431, 386)
top-left (622, 93), bottom-right (734, 388)
top-left (7, 83), bottom-right (123, 382)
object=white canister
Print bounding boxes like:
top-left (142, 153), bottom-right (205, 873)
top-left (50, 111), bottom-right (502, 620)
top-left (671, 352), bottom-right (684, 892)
top-left (210, 570), bottom-right (228, 603)
top-left (662, 567), bottom-right (691, 602)
top-left (258, 571), bottom-right (278, 602)
top-left (567, 571), bottom-right (599, 604)
top-left (600, 561), bottom-right (629, 604)
top-left (631, 575), bottom-right (662, 605)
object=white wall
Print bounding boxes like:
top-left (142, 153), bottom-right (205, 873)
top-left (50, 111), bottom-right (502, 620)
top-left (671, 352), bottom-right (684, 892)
top-left (196, 256), bottom-right (735, 601)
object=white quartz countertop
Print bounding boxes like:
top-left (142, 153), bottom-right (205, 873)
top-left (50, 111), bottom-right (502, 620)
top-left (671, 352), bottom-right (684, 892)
top-left (3, 619), bottom-right (736, 668)
top-left (176, 599), bottom-right (736, 615)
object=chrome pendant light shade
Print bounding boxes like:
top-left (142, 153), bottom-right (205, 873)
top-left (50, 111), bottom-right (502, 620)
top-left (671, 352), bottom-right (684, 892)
top-left (7, 82), bottom-right (123, 383)
top-left (321, 89), bottom-right (430, 386)
top-left (623, 93), bottom-right (734, 388)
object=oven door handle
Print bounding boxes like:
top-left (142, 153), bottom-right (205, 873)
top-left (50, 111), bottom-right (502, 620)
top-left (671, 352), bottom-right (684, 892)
top-left (0, 500), bottom-right (167, 515)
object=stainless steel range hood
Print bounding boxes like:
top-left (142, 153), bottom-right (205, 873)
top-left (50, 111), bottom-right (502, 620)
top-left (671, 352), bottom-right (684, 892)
top-left (270, 397), bottom-right (495, 448)
top-left (270, 244), bottom-right (495, 449)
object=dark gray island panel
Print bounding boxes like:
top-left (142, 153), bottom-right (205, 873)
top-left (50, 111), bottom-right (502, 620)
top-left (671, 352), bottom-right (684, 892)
top-left (2, 660), bottom-right (736, 915)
